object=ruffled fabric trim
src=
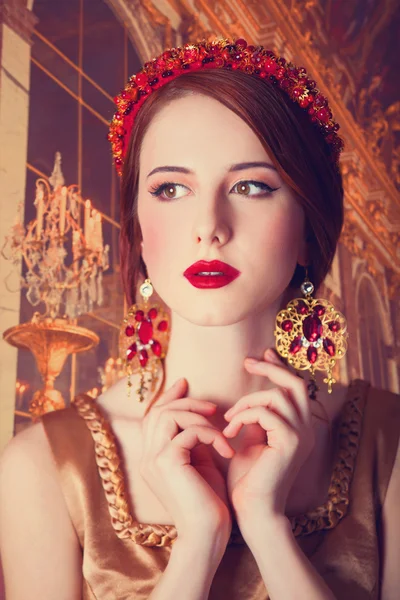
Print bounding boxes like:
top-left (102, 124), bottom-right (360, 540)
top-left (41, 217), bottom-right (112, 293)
top-left (72, 378), bottom-right (369, 547)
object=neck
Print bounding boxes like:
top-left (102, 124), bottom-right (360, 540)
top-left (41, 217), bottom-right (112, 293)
top-left (162, 291), bottom-right (296, 413)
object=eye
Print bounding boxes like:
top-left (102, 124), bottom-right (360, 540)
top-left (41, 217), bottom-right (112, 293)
top-left (148, 179), bottom-right (279, 201)
top-left (149, 182), bottom-right (188, 200)
top-left (231, 180), bottom-right (279, 197)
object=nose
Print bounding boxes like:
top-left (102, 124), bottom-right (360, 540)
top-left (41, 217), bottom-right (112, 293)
top-left (191, 194), bottom-right (232, 248)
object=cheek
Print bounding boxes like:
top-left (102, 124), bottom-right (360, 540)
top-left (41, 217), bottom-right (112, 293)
top-left (253, 205), bottom-right (304, 260)
top-left (140, 221), bottom-right (163, 265)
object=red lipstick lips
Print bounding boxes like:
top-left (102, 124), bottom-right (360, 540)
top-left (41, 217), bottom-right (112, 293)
top-left (183, 260), bottom-right (240, 289)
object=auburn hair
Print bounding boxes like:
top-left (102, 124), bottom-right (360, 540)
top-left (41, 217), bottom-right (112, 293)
top-left (119, 68), bottom-right (344, 306)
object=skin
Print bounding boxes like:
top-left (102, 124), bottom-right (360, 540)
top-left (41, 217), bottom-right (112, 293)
top-left (138, 93), bottom-right (309, 418)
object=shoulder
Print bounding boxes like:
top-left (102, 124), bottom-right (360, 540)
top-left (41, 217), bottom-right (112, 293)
top-left (0, 420), bottom-right (60, 496)
top-left (1, 420), bottom-right (51, 469)
top-left (0, 423), bottom-right (83, 598)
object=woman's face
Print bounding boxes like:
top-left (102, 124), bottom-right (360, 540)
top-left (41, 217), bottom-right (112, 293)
top-left (137, 94), bottom-right (307, 325)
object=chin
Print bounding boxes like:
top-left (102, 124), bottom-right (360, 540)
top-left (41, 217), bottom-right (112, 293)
top-left (172, 300), bottom-right (255, 327)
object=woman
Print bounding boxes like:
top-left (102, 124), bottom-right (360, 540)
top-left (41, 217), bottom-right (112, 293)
top-left (0, 38), bottom-right (399, 600)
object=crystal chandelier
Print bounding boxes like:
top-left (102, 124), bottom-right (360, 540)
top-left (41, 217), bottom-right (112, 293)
top-left (2, 152), bottom-right (110, 319)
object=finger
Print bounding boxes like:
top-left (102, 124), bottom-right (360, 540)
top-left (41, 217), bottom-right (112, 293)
top-left (156, 398), bottom-right (218, 415)
top-left (157, 377), bottom-right (188, 406)
top-left (244, 356), bottom-right (310, 425)
top-left (224, 387), bottom-right (301, 429)
top-left (222, 406), bottom-right (296, 443)
top-left (170, 425), bottom-right (236, 460)
top-left (146, 410), bottom-right (218, 455)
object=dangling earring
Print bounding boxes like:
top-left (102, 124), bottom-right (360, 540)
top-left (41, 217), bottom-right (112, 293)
top-left (274, 266), bottom-right (348, 397)
top-left (119, 278), bottom-right (170, 402)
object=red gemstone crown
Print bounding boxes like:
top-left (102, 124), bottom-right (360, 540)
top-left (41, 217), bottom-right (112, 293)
top-left (108, 37), bottom-right (344, 176)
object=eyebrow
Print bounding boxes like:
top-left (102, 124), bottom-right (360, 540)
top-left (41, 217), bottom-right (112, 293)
top-left (146, 161), bottom-right (276, 179)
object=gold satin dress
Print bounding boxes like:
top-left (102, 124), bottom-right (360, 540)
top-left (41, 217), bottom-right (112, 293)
top-left (40, 379), bottom-right (400, 599)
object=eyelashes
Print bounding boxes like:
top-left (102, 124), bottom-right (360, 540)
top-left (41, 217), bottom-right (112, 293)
top-left (148, 180), bottom-right (280, 201)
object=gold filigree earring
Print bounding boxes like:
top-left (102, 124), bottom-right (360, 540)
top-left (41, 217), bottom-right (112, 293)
top-left (274, 267), bottom-right (348, 398)
top-left (119, 278), bottom-right (170, 402)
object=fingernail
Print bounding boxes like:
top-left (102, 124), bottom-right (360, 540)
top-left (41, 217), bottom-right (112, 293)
top-left (245, 358), bottom-right (258, 365)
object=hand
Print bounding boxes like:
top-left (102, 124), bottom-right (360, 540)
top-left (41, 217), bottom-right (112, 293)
top-left (222, 349), bottom-right (315, 525)
top-left (140, 378), bottom-right (235, 541)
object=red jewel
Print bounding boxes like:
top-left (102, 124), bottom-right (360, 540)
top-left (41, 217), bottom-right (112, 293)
top-left (313, 305), bottom-right (325, 316)
top-left (222, 49), bottom-right (231, 61)
top-left (289, 336), bottom-right (303, 355)
top-left (135, 310), bottom-right (144, 322)
top-left (148, 308), bottom-right (158, 320)
top-left (316, 108), bottom-right (330, 123)
top-left (296, 300), bottom-right (309, 315)
top-left (251, 54), bottom-right (262, 65)
top-left (314, 94), bottom-right (327, 107)
top-left (328, 321), bottom-right (341, 332)
top-left (235, 38), bottom-right (247, 49)
top-left (136, 73), bottom-right (148, 87)
top-left (263, 60), bottom-right (277, 74)
top-left (158, 320), bottom-right (168, 332)
top-left (126, 342), bottom-right (137, 361)
top-left (138, 320), bottom-right (153, 344)
top-left (139, 348), bottom-right (148, 367)
top-left (151, 340), bottom-right (162, 357)
top-left (303, 314), bottom-right (323, 342)
top-left (156, 58), bottom-right (167, 69)
top-left (307, 346), bottom-right (318, 364)
top-left (281, 320), bottom-right (293, 332)
top-left (323, 338), bottom-right (335, 356)
top-left (125, 325), bottom-right (135, 337)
